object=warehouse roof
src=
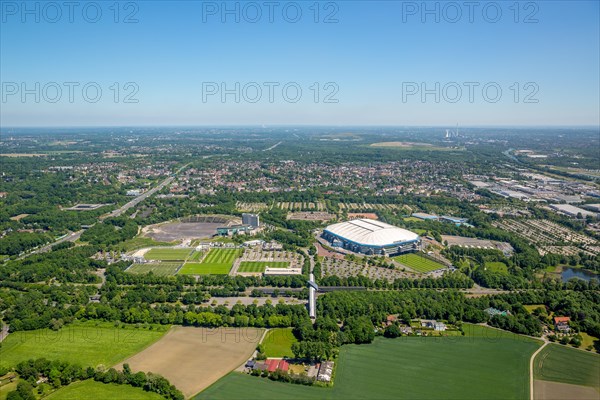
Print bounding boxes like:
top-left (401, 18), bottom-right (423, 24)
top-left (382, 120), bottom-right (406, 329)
top-left (324, 219), bottom-right (419, 246)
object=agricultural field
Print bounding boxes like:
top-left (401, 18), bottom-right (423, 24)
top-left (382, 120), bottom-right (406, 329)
top-left (393, 253), bottom-right (446, 273)
top-left (144, 248), bottom-right (192, 261)
top-left (178, 248), bottom-right (242, 275)
top-left (196, 324), bottom-right (539, 400)
top-left (115, 326), bottom-right (264, 398)
top-left (238, 261), bottom-right (289, 273)
top-left (534, 344), bottom-right (600, 388)
top-left (127, 262), bottom-right (182, 276)
top-left (46, 380), bottom-right (162, 400)
top-left (261, 328), bottom-right (298, 358)
top-left (484, 261), bottom-right (509, 274)
top-left (0, 322), bottom-right (167, 369)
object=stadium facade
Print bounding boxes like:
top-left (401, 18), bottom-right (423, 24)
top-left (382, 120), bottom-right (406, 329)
top-left (322, 218), bottom-right (420, 255)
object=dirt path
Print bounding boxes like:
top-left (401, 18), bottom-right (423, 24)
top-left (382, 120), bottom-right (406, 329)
top-left (531, 341), bottom-right (549, 400)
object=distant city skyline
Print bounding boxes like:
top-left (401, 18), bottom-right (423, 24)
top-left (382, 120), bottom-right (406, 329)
top-left (1, 1), bottom-right (599, 127)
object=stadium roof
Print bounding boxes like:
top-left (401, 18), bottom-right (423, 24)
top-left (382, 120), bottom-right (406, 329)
top-left (324, 219), bottom-right (419, 246)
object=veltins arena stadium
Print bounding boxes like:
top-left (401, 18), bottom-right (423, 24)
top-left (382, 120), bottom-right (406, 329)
top-left (322, 218), bottom-right (420, 255)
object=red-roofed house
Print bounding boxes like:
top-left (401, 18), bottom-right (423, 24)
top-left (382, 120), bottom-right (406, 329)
top-left (553, 316), bottom-right (571, 333)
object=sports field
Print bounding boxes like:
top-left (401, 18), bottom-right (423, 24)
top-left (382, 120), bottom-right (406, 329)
top-left (179, 248), bottom-right (241, 275)
top-left (196, 324), bottom-right (540, 400)
top-left (0, 322), bottom-right (167, 369)
top-left (261, 328), bottom-right (298, 358)
top-left (46, 380), bottom-right (162, 400)
top-left (238, 261), bottom-right (289, 273)
top-left (144, 248), bottom-right (192, 261)
top-left (393, 253), bottom-right (445, 273)
top-left (127, 262), bottom-right (181, 276)
top-left (115, 326), bottom-right (264, 398)
top-left (534, 343), bottom-right (600, 388)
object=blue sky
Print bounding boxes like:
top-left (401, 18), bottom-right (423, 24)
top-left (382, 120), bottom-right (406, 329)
top-left (1, 0), bottom-right (599, 126)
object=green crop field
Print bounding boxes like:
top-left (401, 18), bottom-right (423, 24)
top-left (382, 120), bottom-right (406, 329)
top-left (127, 262), bottom-right (181, 276)
top-left (484, 261), bottom-right (509, 274)
top-left (262, 328), bottom-right (298, 358)
top-left (46, 380), bottom-right (163, 400)
top-left (196, 324), bottom-right (540, 400)
top-left (144, 248), bottom-right (192, 261)
top-left (393, 253), bottom-right (445, 273)
top-left (534, 344), bottom-right (600, 388)
top-left (178, 248), bottom-right (241, 275)
top-left (0, 322), bottom-right (168, 369)
top-left (238, 261), bottom-right (289, 273)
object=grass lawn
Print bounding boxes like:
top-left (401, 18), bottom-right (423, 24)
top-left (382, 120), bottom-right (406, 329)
top-left (121, 237), bottom-right (172, 251)
top-left (0, 321), bottom-right (168, 369)
top-left (188, 250), bottom-right (204, 261)
top-left (144, 248), bottom-right (192, 261)
top-left (196, 324), bottom-right (540, 400)
top-left (179, 249), bottom-right (241, 275)
top-left (238, 261), bottom-right (289, 273)
top-left (261, 328), bottom-right (298, 358)
top-left (179, 262), bottom-right (232, 275)
top-left (46, 380), bottom-right (163, 400)
top-left (127, 262), bottom-right (181, 276)
top-left (579, 332), bottom-right (599, 351)
top-left (0, 381), bottom-right (18, 400)
top-left (484, 261), bottom-right (509, 274)
top-left (393, 253), bottom-right (445, 273)
top-left (534, 343), bottom-right (600, 388)
top-left (523, 304), bottom-right (546, 314)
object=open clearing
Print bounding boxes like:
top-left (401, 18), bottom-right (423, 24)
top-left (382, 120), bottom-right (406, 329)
top-left (484, 261), bottom-right (509, 274)
top-left (179, 248), bottom-right (241, 275)
top-left (261, 328), bottom-right (298, 358)
top-left (393, 253), bottom-right (445, 273)
top-left (534, 343), bottom-right (600, 388)
top-left (0, 322), bottom-right (167, 369)
top-left (127, 262), bottom-right (181, 276)
top-left (115, 326), bottom-right (264, 398)
top-left (238, 261), bottom-right (289, 273)
top-left (196, 324), bottom-right (539, 400)
top-left (46, 380), bottom-right (162, 400)
top-left (144, 248), bottom-right (192, 261)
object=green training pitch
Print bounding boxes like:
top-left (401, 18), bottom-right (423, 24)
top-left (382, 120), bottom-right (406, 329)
top-left (238, 261), bottom-right (289, 273)
top-left (0, 322), bottom-right (168, 369)
top-left (144, 248), bottom-right (192, 261)
top-left (127, 262), bottom-right (181, 276)
top-left (46, 380), bottom-right (163, 400)
top-left (534, 343), bottom-right (600, 388)
top-left (393, 253), bottom-right (445, 273)
top-left (195, 324), bottom-right (540, 400)
top-left (178, 248), bottom-right (241, 275)
top-left (261, 328), bottom-right (298, 358)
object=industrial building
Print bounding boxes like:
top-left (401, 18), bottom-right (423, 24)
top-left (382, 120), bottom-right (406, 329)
top-left (322, 218), bottom-right (420, 255)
